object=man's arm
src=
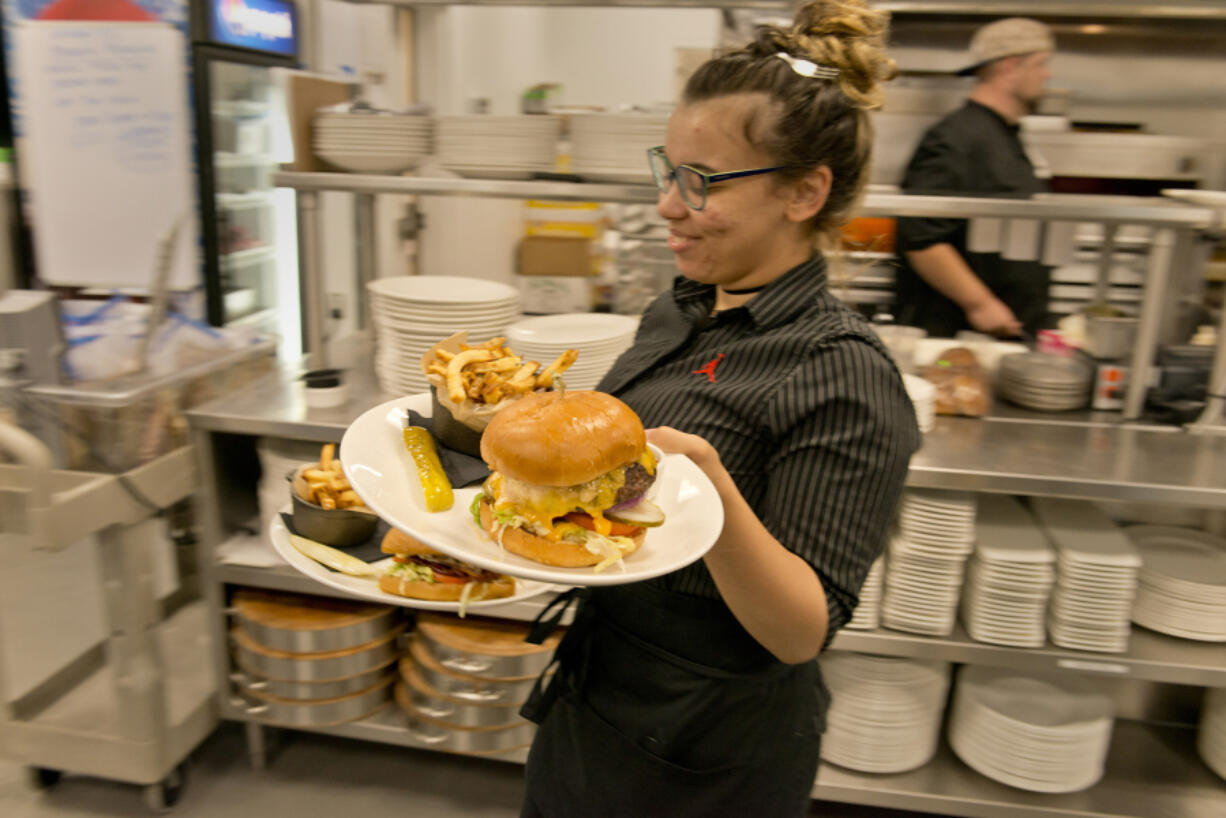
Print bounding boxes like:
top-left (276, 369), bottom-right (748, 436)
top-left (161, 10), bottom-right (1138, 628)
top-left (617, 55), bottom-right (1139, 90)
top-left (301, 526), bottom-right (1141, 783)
top-left (904, 243), bottom-right (1022, 337)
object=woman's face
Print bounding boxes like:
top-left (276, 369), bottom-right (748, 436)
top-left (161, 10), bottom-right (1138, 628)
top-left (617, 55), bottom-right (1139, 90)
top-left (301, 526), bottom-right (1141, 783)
top-left (658, 94), bottom-right (815, 289)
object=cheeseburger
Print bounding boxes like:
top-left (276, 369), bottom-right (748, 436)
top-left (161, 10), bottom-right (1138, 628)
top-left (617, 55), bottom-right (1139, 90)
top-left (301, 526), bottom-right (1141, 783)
top-left (379, 529), bottom-right (515, 605)
top-left (473, 390), bottom-right (664, 570)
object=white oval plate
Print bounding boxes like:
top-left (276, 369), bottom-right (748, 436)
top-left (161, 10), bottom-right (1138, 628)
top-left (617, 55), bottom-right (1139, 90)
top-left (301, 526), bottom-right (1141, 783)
top-left (268, 507), bottom-right (560, 611)
top-left (340, 393), bottom-right (724, 586)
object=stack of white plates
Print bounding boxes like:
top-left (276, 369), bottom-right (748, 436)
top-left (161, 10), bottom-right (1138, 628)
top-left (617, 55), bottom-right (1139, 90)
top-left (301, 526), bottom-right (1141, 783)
top-left (1033, 498), bottom-right (1139, 653)
top-left (505, 313), bottom-right (638, 391)
top-left (1126, 526), bottom-right (1226, 642)
top-left (902, 373), bottom-right (936, 433)
top-left (1198, 686), bottom-right (1226, 781)
top-left (882, 490), bottom-right (977, 636)
top-left (437, 116), bottom-right (560, 179)
top-left (998, 352), bottom-right (1093, 411)
top-left (570, 114), bottom-right (669, 183)
top-left (949, 666), bottom-right (1115, 793)
top-left (314, 112), bottom-right (433, 174)
top-left (961, 495), bottom-right (1056, 648)
top-left (820, 653), bottom-right (951, 773)
top-left (368, 276), bottom-right (522, 395)
top-left (845, 557), bottom-right (884, 631)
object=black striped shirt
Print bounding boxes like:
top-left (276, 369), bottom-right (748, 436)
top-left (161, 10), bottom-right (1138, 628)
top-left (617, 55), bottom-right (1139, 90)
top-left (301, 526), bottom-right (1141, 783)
top-left (598, 255), bottom-right (920, 646)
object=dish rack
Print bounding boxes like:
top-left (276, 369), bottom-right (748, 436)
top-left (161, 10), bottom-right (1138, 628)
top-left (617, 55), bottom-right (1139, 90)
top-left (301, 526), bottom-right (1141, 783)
top-left (0, 422), bottom-right (215, 812)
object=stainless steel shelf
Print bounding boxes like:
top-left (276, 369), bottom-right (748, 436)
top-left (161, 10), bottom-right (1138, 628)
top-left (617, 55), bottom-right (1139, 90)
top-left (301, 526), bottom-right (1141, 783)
top-left (220, 692), bottom-right (1223, 818)
top-left (812, 721), bottom-right (1224, 818)
top-left (185, 363), bottom-right (1226, 507)
top-left (212, 545), bottom-right (1226, 687)
top-left (272, 172), bottom-right (1219, 228)
top-left (830, 623), bottom-right (1226, 688)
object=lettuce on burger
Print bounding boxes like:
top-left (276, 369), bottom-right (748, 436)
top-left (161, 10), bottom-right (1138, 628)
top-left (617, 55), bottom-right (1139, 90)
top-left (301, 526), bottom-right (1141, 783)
top-left (472, 390), bottom-right (664, 571)
top-left (380, 528), bottom-right (515, 609)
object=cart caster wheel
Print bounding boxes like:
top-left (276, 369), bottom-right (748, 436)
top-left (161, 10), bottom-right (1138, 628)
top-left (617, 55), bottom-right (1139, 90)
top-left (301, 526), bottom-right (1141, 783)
top-left (143, 763), bottom-right (187, 813)
top-left (28, 767), bottom-right (61, 789)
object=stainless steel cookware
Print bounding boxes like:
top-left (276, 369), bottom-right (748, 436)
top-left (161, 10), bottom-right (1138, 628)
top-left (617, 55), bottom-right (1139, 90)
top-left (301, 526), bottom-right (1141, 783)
top-left (415, 613), bottom-right (559, 678)
top-left (230, 588), bottom-right (399, 653)
top-left (234, 675), bottom-right (394, 727)
top-left (231, 624), bottom-right (405, 682)
top-left (394, 683), bottom-right (535, 753)
top-left (232, 664), bottom-right (391, 701)
top-left (406, 637), bottom-right (545, 703)
top-left (399, 659), bottom-right (523, 728)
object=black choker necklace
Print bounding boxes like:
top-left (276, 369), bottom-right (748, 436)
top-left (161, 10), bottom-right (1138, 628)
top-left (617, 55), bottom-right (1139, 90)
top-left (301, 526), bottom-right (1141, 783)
top-left (722, 283), bottom-right (768, 295)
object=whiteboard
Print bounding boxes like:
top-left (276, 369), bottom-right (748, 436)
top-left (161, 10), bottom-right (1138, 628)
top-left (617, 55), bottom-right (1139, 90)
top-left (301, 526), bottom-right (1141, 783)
top-left (13, 22), bottom-right (199, 289)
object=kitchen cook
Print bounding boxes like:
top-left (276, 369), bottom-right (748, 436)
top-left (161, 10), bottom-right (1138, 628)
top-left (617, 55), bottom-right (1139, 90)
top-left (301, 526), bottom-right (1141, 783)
top-left (894, 17), bottom-right (1057, 338)
top-left (518, 2), bottom-right (920, 815)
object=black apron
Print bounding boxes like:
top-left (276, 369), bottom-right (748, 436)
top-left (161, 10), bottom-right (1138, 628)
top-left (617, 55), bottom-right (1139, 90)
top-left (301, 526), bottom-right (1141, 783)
top-left (519, 583), bottom-right (826, 818)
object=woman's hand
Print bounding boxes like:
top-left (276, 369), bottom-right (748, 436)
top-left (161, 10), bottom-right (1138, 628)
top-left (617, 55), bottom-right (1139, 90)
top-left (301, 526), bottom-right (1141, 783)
top-left (646, 427), bottom-right (722, 477)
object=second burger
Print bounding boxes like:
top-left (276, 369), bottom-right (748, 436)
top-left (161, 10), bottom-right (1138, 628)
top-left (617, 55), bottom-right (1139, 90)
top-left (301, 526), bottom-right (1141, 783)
top-left (473, 390), bottom-right (665, 571)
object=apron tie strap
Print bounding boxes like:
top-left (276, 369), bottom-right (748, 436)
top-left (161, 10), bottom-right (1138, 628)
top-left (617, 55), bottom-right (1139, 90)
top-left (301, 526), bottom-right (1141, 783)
top-left (521, 588), bottom-right (592, 724)
top-left (525, 587), bottom-right (585, 644)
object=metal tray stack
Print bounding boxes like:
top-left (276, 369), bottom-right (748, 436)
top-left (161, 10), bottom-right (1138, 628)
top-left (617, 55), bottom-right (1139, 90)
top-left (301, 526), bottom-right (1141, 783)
top-left (228, 589), bottom-right (404, 727)
top-left (394, 613), bottom-right (562, 758)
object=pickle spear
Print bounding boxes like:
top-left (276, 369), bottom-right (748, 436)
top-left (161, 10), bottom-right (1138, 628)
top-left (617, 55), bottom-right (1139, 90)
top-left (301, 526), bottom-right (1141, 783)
top-left (403, 425), bottom-right (455, 512)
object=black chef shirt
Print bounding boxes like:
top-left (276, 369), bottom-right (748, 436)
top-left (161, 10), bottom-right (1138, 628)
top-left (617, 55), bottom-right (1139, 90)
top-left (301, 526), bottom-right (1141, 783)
top-left (894, 100), bottom-right (1051, 337)
top-left (598, 256), bottom-right (919, 647)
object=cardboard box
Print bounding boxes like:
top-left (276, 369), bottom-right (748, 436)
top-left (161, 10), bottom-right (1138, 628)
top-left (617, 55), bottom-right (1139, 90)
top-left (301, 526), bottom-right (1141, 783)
top-left (518, 276), bottom-right (593, 314)
top-left (518, 235), bottom-right (593, 277)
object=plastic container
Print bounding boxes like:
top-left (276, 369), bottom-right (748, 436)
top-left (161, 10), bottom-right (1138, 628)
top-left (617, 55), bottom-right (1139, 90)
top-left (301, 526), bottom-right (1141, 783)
top-left (25, 338), bottom-right (275, 472)
top-left (1084, 315), bottom-right (1139, 360)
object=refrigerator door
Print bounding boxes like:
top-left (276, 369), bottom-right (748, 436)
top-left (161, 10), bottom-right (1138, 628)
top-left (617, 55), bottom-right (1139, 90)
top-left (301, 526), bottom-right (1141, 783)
top-left (197, 54), bottom-right (301, 357)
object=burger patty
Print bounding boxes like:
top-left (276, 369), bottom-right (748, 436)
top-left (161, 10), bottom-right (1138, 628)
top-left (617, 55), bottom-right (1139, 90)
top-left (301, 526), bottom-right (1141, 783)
top-left (613, 462), bottom-right (656, 507)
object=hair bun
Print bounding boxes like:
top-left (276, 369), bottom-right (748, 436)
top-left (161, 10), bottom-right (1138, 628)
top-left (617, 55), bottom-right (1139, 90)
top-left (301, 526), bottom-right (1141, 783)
top-left (788, 0), bottom-right (896, 110)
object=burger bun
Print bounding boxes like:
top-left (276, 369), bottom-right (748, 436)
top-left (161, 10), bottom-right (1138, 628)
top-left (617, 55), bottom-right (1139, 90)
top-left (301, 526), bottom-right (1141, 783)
top-left (377, 572), bottom-right (515, 602)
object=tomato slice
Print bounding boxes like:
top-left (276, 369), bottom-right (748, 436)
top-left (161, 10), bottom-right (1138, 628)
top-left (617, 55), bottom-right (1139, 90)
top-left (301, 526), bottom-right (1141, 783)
top-left (561, 512), bottom-right (643, 538)
top-left (432, 573), bottom-right (468, 585)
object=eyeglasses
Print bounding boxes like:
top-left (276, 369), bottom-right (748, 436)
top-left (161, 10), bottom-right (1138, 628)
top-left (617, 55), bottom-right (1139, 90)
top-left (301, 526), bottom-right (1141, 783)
top-left (647, 146), bottom-right (789, 211)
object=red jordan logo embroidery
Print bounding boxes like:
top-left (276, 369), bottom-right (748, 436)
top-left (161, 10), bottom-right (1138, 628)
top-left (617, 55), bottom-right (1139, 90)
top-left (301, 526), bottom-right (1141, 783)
top-left (693, 354), bottom-right (725, 383)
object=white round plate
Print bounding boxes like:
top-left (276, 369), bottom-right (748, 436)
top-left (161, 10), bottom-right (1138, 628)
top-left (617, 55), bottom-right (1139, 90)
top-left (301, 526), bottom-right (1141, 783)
top-left (368, 276), bottom-right (520, 305)
top-left (508, 314), bottom-right (639, 346)
top-left (268, 509), bottom-right (559, 611)
top-left (340, 393), bottom-right (724, 586)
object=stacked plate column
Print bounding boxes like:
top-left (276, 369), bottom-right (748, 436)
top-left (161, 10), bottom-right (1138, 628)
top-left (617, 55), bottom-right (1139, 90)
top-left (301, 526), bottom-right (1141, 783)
top-left (948, 666), bottom-right (1115, 794)
top-left (1126, 525), bottom-right (1226, 642)
top-left (367, 276), bottom-right (522, 395)
top-left (961, 495), bottom-right (1056, 648)
top-left (882, 489), bottom-right (977, 636)
top-left (505, 313), bottom-right (639, 391)
top-left (1033, 498), bottom-right (1140, 653)
top-left (820, 652), bottom-right (951, 773)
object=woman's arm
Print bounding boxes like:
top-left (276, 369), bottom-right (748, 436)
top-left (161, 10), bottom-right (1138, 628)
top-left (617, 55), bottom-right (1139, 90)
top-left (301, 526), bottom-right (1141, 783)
top-left (647, 427), bottom-right (830, 664)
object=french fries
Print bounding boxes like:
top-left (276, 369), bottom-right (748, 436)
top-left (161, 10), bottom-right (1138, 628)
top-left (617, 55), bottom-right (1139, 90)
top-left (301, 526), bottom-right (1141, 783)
top-left (425, 336), bottom-right (579, 406)
top-left (295, 443), bottom-right (368, 511)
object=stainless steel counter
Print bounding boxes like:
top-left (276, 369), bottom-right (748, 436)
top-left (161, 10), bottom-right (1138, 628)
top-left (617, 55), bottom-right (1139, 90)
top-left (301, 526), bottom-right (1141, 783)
top-left (186, 362), bottom-right (1226, 507)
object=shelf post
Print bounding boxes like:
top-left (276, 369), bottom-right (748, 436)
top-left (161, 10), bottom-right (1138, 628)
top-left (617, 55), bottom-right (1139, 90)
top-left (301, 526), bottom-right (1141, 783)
top-left (355, 193), bottom-right (376, 332)
top-left (296, 190), bottom-right (328, 368)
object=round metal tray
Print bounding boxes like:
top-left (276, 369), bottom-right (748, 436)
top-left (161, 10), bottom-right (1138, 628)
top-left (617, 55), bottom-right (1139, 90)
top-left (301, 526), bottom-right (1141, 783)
top-left (230, 588), bottom-right (399, 653)
top-left (233, 663), bottom-right (392, 701)
top-left (394, 683), bottom-right (535, 753)
top-left (400, 659), bottom-right (524, 728)
top-left (406, 637), bottom-right (545, 703)
top-left (235, 675), bottom-right (394, 727)
top-left (231, 624), bottom-right (405, 682)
